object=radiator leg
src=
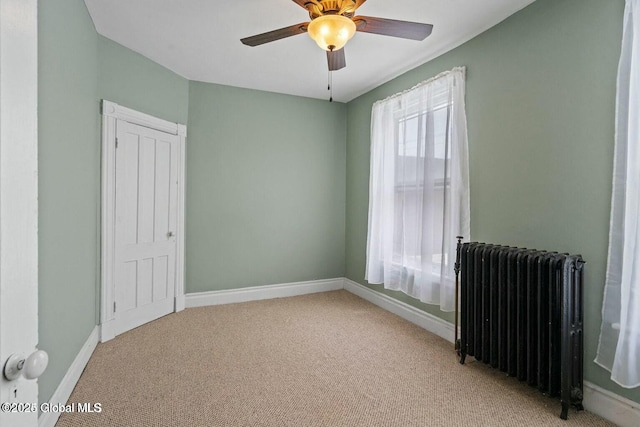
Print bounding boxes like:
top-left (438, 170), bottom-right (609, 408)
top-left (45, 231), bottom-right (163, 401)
top-left (456, 338), bottom-right (466, 364)
top-left (560, 403), bottom-right (569, 420)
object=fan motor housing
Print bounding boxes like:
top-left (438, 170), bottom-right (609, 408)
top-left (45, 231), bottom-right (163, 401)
top-left (307, 0), bottom-right (358, 20)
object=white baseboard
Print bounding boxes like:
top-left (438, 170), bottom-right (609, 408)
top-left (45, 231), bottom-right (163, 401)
top-left (43, 278), bottom-right (639, 427)
top-left (100, 321), bottom-right (115, 343)
top-left (584, 380), bottom-right (640, 427)
top-left (342, 278), bottom-right (455, 343)
top-left (38, 326), bottom-right (99, 427)
top-left (342, 279), bottom-right (640, 424)
top-left (101, 296), bottom-right (187, 343)
top-left (185, 278), bottom-right (344, 308)
top-left (175, 295), bottom-right (185, 312)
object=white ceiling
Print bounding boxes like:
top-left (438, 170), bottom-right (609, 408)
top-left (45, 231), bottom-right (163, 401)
top-left (84, 0), bottom-right (536, 103)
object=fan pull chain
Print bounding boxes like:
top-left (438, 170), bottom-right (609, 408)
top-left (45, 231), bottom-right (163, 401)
top-left (328, 70), bottom-right (333, 102)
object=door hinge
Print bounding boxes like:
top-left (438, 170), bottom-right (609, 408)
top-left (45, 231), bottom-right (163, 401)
top-left (113, 301), bottom-right (116, 313)
top-left (115, 138), bottom-right (119, 148)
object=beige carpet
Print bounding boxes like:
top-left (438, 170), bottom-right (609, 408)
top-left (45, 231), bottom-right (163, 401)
top-left (56, 290), bottom-right (613, 426)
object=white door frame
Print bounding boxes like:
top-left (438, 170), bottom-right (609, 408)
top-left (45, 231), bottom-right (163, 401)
top-left (100, 100), bottom-right (186, 342)
top-left (0, 0), bottom-right (39, 425)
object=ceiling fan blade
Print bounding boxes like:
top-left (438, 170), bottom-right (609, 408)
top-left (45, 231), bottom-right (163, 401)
top-left (241, 23), bottom-right (309, 47)
top-left (353, 16), bottom-right (433, 40)
top-left (327, 48), bottom-right (346, 71)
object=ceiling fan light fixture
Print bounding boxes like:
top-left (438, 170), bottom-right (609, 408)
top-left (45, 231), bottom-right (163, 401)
top-left (307, 14), bottom-right (356, 51)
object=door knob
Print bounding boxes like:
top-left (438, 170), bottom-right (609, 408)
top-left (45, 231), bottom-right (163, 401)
top-left (167, 231), bottom-right (174, 238)
top-left (3, 350), bottom-right (48, 381)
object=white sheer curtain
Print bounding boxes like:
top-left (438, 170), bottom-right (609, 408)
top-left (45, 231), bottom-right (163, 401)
top-left (365, 67), bottom-right (470, 312)
top-left (595, 0), bottom-right (640, 389)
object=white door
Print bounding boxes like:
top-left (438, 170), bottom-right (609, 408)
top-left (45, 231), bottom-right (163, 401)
top-left (0, 0), bottom-right (39, 426)
top-left (112, 120), bottom-right (179, 336)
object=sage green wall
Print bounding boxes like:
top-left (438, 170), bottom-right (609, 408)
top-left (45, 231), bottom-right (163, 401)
top-left (98, 36), bottom-right (189, 124)
top-left (186, 82), bottom-right (346, 292)
top-left (38, 3), bottom-right (190, 406)
top-left (345, 0), bottom-right (639, 402)
top-left (38, 0), bottom-right (100, 405)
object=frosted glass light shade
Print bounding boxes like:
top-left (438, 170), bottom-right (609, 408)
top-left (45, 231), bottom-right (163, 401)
top-left (307, 15), bottom-right (356, 51)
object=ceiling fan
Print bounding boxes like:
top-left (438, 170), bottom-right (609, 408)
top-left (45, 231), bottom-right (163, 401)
top-left (240, 0), bottom-right (433, 72)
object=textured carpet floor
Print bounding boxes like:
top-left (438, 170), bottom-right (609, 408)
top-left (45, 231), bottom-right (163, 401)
top-left (56, 290), bottom-right (613, 426)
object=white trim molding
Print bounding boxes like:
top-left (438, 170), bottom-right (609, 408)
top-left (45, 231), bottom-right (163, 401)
top-left (100, 100), bottom-right (187, 342)
top-left (101, 101), bottom-right (182, 136)
top-left (185, 278), bottom-right (344, 308)
top-left (343, 278), bottom-right (455, 343)
top-left (99, 101), bottom-right (117, 342)
top-left (341, 280), bottom-right (640, 424)
top-left (185, 278), bottom-right (454, 343)
top-left (341, 279), bottom-right (640, 425)
top-left (583, 381), bottom-right (640, 427)
top-left (175, 123), bottom-right (187, 313)
top-left (38, 327), bottom-right (99, 427)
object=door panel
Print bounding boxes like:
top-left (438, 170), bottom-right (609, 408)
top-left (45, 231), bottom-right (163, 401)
top-left (122, 261), bottom-right (137, 312)
top-left (154, 255), bottom-right (169, 300)
top-left (154, 141), bottom-right (172, 241)
top-left (138, 136), bottom-right (156, 244)
top-left (120, 136), bottom-right (140, 246)
top-left (113, 120), bottom-right (179, 336)
top-left (138, 258), bottom-right (153, 306)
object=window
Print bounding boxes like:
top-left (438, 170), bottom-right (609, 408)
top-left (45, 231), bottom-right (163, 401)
top-left (393, 104), bottom-right (449, 274)
top-left (365, 67), bottom-right (470, 311)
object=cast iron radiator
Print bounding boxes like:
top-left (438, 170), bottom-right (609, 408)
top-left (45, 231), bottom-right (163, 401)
top-left (454, 239), bottom-right (585, 420)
